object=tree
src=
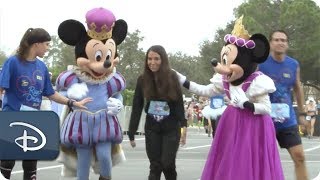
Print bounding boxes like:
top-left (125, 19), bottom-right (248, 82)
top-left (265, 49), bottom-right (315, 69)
top-left (169, 52), bottom-right (203, 96)
top-left (199, 0), bottom-right (320, 87)
top-left (279, 0), bottom-right (320, 85)
top-left (44, 35), bottom-right (75, 81)
top-left (117, 30), bottom-right (145, 90)
top-left (199, 23), bottom-right (235, 80)
top-left (236, 0), bottom-right (320, 85)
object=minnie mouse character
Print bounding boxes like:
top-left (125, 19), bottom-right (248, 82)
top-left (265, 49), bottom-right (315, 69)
top-left (175, 16), bottom-right (284, 180)
top-left (55, 7), bottom-right (127, 180)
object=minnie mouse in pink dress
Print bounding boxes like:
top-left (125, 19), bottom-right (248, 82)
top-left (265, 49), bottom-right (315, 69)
top-left (176, 16), bottom-right (284, 180)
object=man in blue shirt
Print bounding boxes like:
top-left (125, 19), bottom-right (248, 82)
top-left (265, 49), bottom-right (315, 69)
top-left (259, 30), bottom-right (308, 180)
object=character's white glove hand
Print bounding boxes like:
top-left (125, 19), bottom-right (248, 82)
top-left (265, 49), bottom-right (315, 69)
top-left (67, 82), bottom-right (88, 100)
top-left (172, 69), bottom-right (186, 85)
top-left (231, 88), bottom-right (249, 109)
top-left (106, 97), bottom-right (123, 115)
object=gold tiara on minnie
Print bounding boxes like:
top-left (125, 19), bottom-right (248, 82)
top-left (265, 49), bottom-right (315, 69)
top-left (224, 15), bottom-right (255, 49)
top-left (86, 7), bottom-right (115, 40)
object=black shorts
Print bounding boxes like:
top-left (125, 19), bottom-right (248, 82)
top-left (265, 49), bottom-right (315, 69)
top-left (276, 125), bottom-right (302, 149)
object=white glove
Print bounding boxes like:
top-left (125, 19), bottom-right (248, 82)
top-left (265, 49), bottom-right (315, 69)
top-left (172, 69), bottom-right (186, 85)
top-left (67, 82), bottom-right (88, 100)
top-left (231, 88), bottom-right (249, 109)
top-left (106, 97), bottom-right (123, 115)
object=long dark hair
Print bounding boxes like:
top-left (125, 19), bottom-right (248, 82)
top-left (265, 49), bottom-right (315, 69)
top-left (16, 28), bottom-right (51, 60)
top-left (142, 45), bottom-right (182, 101)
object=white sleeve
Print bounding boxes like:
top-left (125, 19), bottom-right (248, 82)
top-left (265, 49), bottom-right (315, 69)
top-left (245, 75), bottom-right (274, 115)
top-left (252, 94), bottom-right (272, 115)
top-left (247, 74), bottom-right (276, 97)
top-left (189, 74), bottom-right (224, 97)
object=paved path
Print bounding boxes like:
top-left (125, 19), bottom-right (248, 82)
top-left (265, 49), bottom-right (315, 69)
top-left (8, 127), bottom-right (320, 180)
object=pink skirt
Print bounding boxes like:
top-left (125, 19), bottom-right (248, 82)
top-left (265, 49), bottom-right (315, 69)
top-left (201, 106), bottom-right (284, 180)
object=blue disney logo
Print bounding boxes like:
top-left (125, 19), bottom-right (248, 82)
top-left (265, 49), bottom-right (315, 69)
top-left (16, 70), bottom-right (44, 106)
top-left (23, 86), bottom-right (42, 103)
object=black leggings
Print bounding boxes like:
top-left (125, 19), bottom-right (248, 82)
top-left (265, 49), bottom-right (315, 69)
top-left (145, 128), bottom-right (180, 180)
top-left (0, 160), bottom-right (37, 180)
top-left (211, 116), bottom-right (221, 138)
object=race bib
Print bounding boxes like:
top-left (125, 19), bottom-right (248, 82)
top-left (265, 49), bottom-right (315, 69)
top-left (20, 104), bottom-right (38, 111)
top-left (148, 101), bottom-right (170, 122)
top-left (210, 95), bottom-right (224, 109)
top-left (271, 103), bottom-right (289, 123)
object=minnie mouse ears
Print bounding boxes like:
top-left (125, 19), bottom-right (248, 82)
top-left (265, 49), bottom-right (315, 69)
top-left (250, 34), bottom-right (270, 63)
top-left (224, 15), bottom-right (270, 64)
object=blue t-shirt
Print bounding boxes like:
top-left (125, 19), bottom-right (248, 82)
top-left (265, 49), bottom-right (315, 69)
top-left (0, 56), bottom-right (55, 111)
top-left (259, 55), bottom-right (299, 130)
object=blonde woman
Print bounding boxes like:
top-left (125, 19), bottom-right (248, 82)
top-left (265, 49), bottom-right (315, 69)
top-left (305, 97), bottom-right (318, 139)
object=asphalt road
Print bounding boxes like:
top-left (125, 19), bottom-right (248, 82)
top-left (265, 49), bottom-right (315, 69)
top-left (8, 127), bottom-right (320, 180)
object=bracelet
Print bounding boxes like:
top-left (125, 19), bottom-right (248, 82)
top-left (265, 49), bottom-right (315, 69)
top-left (67, 99), bottom-right (75, 108)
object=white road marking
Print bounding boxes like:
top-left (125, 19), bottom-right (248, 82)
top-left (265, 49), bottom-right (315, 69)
top-left (122, 138), bottom-right (144, 142)
top-left (10, 160), bottom-right (320, 174)
top-left (181, 145), bottom-right (211, 150)
top-left (10, 138), bottom-right (146, 175)
top-left (10, 138), bottom-right (320, 176)
top-left (312, 170), bottom-right (320, 180)
top-left (304, 145), bottom-right (320, 152)
top-left (12, 165), bottom-right (62, 174)
top-left (281, 160), bottom-right (320, 163)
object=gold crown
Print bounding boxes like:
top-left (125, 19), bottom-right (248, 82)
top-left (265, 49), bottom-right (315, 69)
top-left (87, 22), bottom-right (114, 40)
top-left (231, 15), bottom-right (250, 40)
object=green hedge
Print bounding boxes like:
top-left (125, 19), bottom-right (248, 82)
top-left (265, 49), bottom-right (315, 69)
top-left (122, 89), bottom-right (134, 106)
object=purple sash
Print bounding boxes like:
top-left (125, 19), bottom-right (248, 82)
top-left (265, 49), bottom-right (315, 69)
top-left (223, 71), bottom-right (263, 99)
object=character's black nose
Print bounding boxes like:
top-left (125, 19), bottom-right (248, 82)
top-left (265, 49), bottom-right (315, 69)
top-left (211, 58), bottom-right (218, 67)
top-left (104, 59), bottom-right (111, 68)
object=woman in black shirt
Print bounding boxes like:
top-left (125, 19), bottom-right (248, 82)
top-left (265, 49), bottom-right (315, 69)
top-left (128, 45), bottom-right (187, 180)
